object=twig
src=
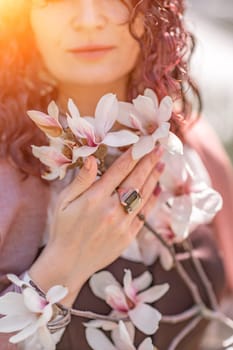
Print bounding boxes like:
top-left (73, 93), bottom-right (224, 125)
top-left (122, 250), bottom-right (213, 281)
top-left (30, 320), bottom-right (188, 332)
top-left (70, 308), bottom-right (127, 322)
top-left (144, 220), bottom-right (203, 305)
top-left (161, 305), bottom-right (201, 324)
top-left (203, 309), bottom-right (233, 331)
top-left (184, 239), bottom-right (219, 310)
top-left (167, 316), bottom-right (202, 350)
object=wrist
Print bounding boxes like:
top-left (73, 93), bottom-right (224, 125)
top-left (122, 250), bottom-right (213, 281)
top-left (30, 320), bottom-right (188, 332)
top-left (29, 242), bottom-right (86, 307)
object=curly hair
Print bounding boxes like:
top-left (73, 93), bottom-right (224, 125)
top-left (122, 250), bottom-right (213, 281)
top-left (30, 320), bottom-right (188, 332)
top-left (0, 0), bottom-right (200, 177)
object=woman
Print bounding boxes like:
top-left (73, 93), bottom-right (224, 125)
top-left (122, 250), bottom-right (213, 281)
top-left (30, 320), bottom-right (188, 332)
top-left (0, 0), bottom-right (232, 349)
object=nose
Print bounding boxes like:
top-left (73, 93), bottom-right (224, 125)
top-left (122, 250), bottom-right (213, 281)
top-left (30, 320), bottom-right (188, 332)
top-left (70, 0), bottom-right (107, 31)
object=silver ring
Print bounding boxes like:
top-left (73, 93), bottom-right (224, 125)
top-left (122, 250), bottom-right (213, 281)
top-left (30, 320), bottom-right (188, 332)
top-left (117, 188), bottom-right (142, 214)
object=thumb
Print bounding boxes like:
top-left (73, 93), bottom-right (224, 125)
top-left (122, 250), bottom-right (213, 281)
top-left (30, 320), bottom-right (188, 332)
top-left (60, 156), bottom-right (98, 208)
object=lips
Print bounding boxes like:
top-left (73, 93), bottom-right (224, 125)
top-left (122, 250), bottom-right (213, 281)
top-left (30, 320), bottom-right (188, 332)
top-left (68, 45), bottom-right (115, 53)
top-left (67, 45), bottom-right (116, 60)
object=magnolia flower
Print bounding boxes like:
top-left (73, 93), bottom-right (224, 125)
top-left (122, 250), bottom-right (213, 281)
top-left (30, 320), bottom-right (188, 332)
top-left (159, 150), bottom-right (223, 233)
top-left (0, 274), bottom-right (68, 350)
top-left (67, 94), bottom-right (139, 161)
top-left (85, 320), bottom-right (154, 350)
top-left (118, 88), bottom-right (183, 159)
top-left (89, 269), bottom-right (169, 335)
top-left (121, 227), bottom-right (174, 271)
top-left (32, 137), bottom-right (72, 180)
top-left (27, 101), bottom-right (63, 137)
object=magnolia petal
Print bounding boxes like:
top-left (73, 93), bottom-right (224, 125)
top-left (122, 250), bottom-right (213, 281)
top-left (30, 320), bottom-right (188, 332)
top-left (157, 96), bottom-right (173, 123)
top-left (132, 271), bottom-right (152, 292)
top-left (138, 338), bottom-right (154, 350)
top-left (27, 110), bottom-right (62, 137)
top-left (144, 89), bottom-right (159, 109)
top-left (0, 314), bottom-right (34, 333)
top-left (89, 271), bottom-right (121, 300)
top-left (85, 327), bottom-right (116, 350)
top-left (0, 292), bottom-right (28, 315)
top-left (192, 188), bottom-right (223, 220)
top-left (67, 100), bottom-right (96, 142)
top-left (47, 101), bottom-right (59, 120)
top-left (32, 145), bottom-right (71, 168)
top-left (23, 288), bottom-right (46, 313)
top-left (42, 168), bottom-right (60, 181)
top-left (95, 93), bottom-right (119, 139)
top-left (128, 304), bottom-right (161, 335)
top-left (132, 95), bottom-right (155, 125)
top-left (38, 304), bottom-right (53, 326)
top-left (132, 136), bottom-right (155, 160)
top-left (105, 285), bottom-right (129, 311)
top-left (7, 274), bottom-right (29, 288)
top-left (117, 102), bottom-right (137, 128)
top-left (152, 122), bottom-right (170, 143)
top-left (121, 240), bottom-right (142, 263)
top-left (160, 246), bottom-right (174, 271)
top-left (46, 285), bottom-right (68, 304)
top-left (111, 321), bottom-right (135, 350)
top-left (84, 320), bottom-right (117, 331)
top-left (72, 145), bottom-right (98, 162)
top-left (160, 132), bottom-right (183, 155)
top-left (171, 195), bottom-right (192, 240)
top-left (103, 130), bottom-right (138, 147)
top-left (67, 114), bottom-right (96, 143)
top-left (38, 326), bottom-right (56, 350)
top-left (9, 321), bottom-right (39, 344)
top-left (123, 270), bottom-right (136, 303)
top-left (138, 283), bottom-right (169, 303)
top-left (67, 98), bottom-right (81, 120)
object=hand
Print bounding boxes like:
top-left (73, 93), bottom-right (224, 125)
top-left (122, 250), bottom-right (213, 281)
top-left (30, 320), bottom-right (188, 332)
top-left (29, 147), bottom-right (164, 305)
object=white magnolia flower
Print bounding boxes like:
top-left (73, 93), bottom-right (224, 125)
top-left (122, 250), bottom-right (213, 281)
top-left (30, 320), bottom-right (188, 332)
top-left (85, 320), bottom-right (154, 350)
top-left (27, 101), bottom-right (63, 137)
top-left (0, 274), bottom-right (68, 350)
top-left (118, 88), bottom-right (183, 159)
top-left (122, 227), bottom-right (174, 271)
top-left (67, 94), bottom-right (139, 161)
top-left (159, 151), bottom-right (223, 233)
top-left (89, 269), bottom-right (169, 335)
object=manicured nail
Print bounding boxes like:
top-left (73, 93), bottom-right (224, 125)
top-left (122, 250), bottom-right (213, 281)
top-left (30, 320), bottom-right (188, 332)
top-left (154, 146), bottom-right (163, 157)
top-left (153, 183), bottom-right (162, 196)
top-left (84, 157), bottom-right (91, 170)
top-left (155, 161), bottom-right (165, 173)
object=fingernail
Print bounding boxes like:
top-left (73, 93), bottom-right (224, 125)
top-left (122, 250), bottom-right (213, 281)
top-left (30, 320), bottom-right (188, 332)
top-left (155, 161), bottom-right (165, 173)
top-left (84, 157), bottom-right (91, 170)
top-left (153, 183), bottom-right (162, 196)
top-left (154, 146), bottom-right (163, 157)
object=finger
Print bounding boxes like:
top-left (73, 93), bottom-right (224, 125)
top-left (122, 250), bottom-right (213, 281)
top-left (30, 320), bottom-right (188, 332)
top-left (116, 149), bottom-right (164, 195)
top-left (137, 188), bottom-right (161, 222)
top-left (60, 156), bottom-right (98, 208)
top-left (97, 146), bottom-right (162, 194)
top-left (113, 162), bottom-right (164, 219)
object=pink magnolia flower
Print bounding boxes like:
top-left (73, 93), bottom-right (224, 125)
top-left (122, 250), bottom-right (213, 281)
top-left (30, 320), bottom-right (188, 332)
top-left (32, 137), bottom-right (72, 180)
top-left (27, 101), bottom-right (63, 137)
top-left (85, 320), bottom-right (154, 350)
top-left (89, 269), bottom-right (169, 335)
top-left (67, 94), bottom-right (139, 161)
top-left (0, 274), bottom-right (68, 350)
top-left (118, 88), bottom-right (183, 159)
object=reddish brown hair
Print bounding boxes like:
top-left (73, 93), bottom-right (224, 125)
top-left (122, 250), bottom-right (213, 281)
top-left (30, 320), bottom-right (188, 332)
top-left (0, 0), bottom-right (200, 177)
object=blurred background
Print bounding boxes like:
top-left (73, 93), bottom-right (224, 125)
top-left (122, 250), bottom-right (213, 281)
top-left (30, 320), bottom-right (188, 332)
top-left (186, 0), bottom-right (233, 162)
top-left (185, 1), bottom-right (233, 349)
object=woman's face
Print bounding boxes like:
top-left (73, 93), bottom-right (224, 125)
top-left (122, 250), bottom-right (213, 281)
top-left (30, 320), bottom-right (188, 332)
top-left (30, 0), bottom-right (144, 86)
